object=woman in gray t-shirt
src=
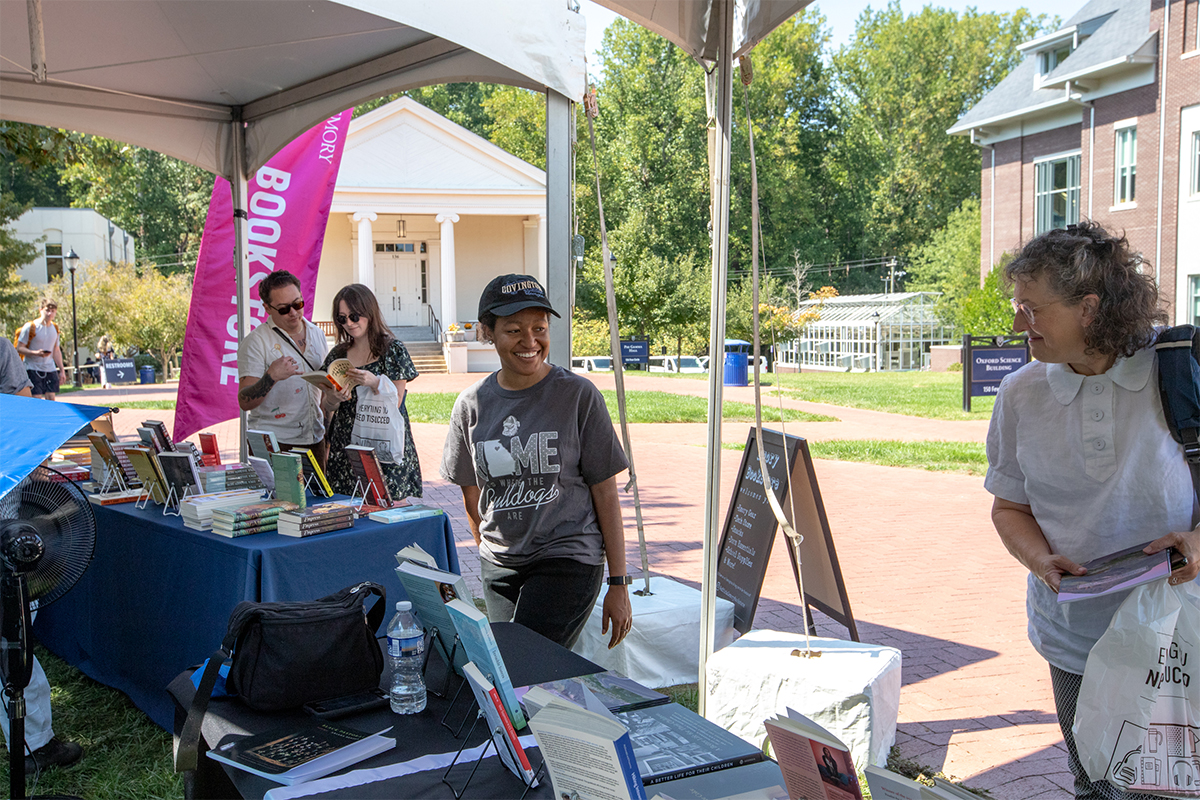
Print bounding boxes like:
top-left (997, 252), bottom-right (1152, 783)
top-left (440, 274), bottom-right (633, 649)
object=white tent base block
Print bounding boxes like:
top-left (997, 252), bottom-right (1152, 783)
top-left (571, 577), bottom-right (738, 688)
top-left (704, 630), bottom-right (901, 770)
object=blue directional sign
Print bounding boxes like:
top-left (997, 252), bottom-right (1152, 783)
top-left (102, 358), bottom-right (137, 385)
top-left (620, 340), bottom-right (649, 365)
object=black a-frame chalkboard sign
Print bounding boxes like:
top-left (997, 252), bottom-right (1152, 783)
top-left (715, 427), bottom-right (858, 640)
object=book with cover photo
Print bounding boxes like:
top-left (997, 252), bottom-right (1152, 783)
top-left (765, 707), bottom-right (862, 800)
top-left (617, 702), bottom-right (765, 786)
top-left (520, 670), bottom-right (669, 715)
top-left (206, 718), bottom-right (393, 786)
top-left (1057, 541), bottom-right (1178, 603)
top-left (157, 451), bottom-right (201, 506)
top-left (445, 598), bottom-right (525, 728)
top-left (394, 560), bottom-right (474, 672)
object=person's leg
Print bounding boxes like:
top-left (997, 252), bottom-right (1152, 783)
top-left (506, 559), bottom-right (604, 649)
top-left (479, 559), bottom-right (521, 625)
top-left (0, 655), bottom-right (54, 753)
top-left (27, 370), bottom-right (46, 400)
top-left (42, 369), bottom-right (59, 401)
top-left (1050, 665), bottom-right (1159, 800)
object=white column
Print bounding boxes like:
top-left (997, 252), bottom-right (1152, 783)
top-left (537, 214), bottom-right (547, 288)
top-left (353, 211), bottom-right (377, 287)
top-left (437, 213), bottom-right (459, 329)
top-left (523, 217), bottom-right (539, 280)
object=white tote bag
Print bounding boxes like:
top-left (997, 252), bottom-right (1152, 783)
top-left (350, 375), bottom-right (405, 465)
top-left (1073, 580), bottom-right (1200, 795)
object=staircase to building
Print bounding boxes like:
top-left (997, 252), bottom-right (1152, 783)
top-left (392, 326), bottom-right (446, 374)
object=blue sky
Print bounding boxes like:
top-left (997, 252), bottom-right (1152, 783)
top-left (578, 0), bottom-right (1079, 65)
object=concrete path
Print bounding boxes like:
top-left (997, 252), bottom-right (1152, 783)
top-left (63, 372), bottom-right (1067, 798)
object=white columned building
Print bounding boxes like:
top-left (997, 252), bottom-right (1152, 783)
top-left (351, 211), bottom-right (377, 286)
top-left (436, 213), bottom-right (459, 332)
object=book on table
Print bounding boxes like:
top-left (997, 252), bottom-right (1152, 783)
top-left (210, 501), bottom-right (298, 536)
top-left (293, 447), bottom-right (333, 497)
top-left (394, 560), bottom-right (474, 673)
top-left (125, 446), bottom-right (168, 504)
top-left (142, 419), bottom-right (175, 452)
top-left (764, 707), bottom-right (863, 800)
top-left (181, 489), bottom-right (274, 530)
top-left (616, 702), bottom-right (765, 786)
top-left (246, 429), bottom-right (280, 460)
top-left (368, 504), bottom-right (441, 524)
top-left (211, 518), bottom-right (279, 537)
top-left (1057, 541), bottom-right (1175, 603)
top-left (276, 503), bottom-right (355, 537)
top-left (198, 432), bottom-right (222, 466)
top-left (526, 696), bottom-right (646, 800)
top-left (344, 445), bottom-right (395, 508)
top-left (247, 456), bottom-right (275, 492)
top-left (206, 718), bottom-right (394, 786)
top-left (87, 488), bottom-right (147, 506)
top-left (87, 431), bottom-right (138, 488)
top-left (444, 598), bottom-right (525, 728)
top-left (269, 451), bottom-right (307, 509)
top-left (646, 759), bottom-right (789, 800)
top-left (395, 542), bottom-right (437, 569)
top-left (298, 358), bottom-right (354, 392)
top-left (461, 662), bottom-right (537, 785)
top-left (137, 426), bottom-right (164, 453)
top-left (518, 670), bottom-right (669, 715)
top-left (157, 451), bottom-right (201, 506)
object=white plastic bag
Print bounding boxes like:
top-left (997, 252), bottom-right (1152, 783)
top-left (1074, 580), bottom-right (1200, 795)
top-left (350, 375), bottom-right (404, 465)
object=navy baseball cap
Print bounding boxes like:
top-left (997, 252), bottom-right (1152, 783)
top-left (478, 274), bottom-right (560, 319)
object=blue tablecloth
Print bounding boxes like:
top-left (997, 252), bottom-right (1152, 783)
top-left (34, 497), bottom-right (459, 730)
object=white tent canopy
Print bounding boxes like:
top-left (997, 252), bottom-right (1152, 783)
top-left (595, 0), bottom-right (807, 62)
top-left (0, 0), bottom-right (585, 181)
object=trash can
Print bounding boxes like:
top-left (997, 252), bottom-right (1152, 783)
top-left (139, 365), bottom-right (156, 384)
top-left (723, 352), bottom-right (748, 387)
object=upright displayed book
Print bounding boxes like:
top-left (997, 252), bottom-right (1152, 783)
top-left (248, 456), bottom-right (275, 492)
top-left (276, 503), bottom-right (355, 537)
top-left (617, 703), bottom-right (765, 786)
top-left (299, 358), bottom-right (353, 392)
top-left (125, 446), bottom-right (167, 504)
top-left (461, 662), bottom-right (536, 785)
top-left (142, 419), bottom-right (175, 452)
top-left (862, 768), bottom-right (984, 800)
top-left (764, 708), bottom-right (863, 800)
top-left (445, 598), bottom-right (525, 728)
top-left (368, 504), bottom-right (442, 524)
top-left (527, 696), bottom-right (645, 800)
top-left (246, 429), bottom-right (280, 460)
top-left (294, 448), bottom-right (333, 497)
top-left (394, 560), bottom-right (475, 672)
top-left (157, 451), bottom-right (201, 506)
top-left (344, 445), bottom-right (394, 508)
top-left (269, 451), bottom-right (307, 509)
top-left (198, 432), bottom-right (222, 466)
top-left (206, 719), bottom-right (393, 786)
top-left (1057, 541), bottom-right (1174, 603)
top-left (137, 426), bottom-right (164, 453)
top-left (394, 542), bottom-right (437, 568)
top-left (87, 432), bottom-right (139, 488)
top-left (519, 670), bottom-right (669, 715)
top-left (108, 442), bottom-right (143, 487)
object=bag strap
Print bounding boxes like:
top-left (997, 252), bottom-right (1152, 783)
top-left (273, 323), bottom-right (317, 372)
top-left (1156, 326), bottom-right (1200, 505)
top-left (175, 645), bottom-right (230, 773)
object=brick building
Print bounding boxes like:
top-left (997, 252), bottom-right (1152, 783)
top-left (949, 0), bottom-right (1199, 322)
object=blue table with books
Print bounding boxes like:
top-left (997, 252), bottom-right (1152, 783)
top-left (34, 494), bottom-right (458, 731)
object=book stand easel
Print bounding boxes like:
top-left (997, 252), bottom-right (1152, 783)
top-left (440, 675), bottom-right (477, 737)
top-left (424, 626), bottom-right (463, 699)
top-left (439, 708), bottom-right (544, 800)
top-left (162, 484), bottom-right (182, 517)
top-left (97, 464), bottom-right (127, 494)
top-left (350, 477), bottom-right (391, 510)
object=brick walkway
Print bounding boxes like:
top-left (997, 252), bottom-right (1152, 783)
top-left (71, 371), bottom-right (1071, 798)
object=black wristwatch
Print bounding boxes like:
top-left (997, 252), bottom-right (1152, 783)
top-left (607, 575), bottom-right (633, 586)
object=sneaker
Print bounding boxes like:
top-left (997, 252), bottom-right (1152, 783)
top-left (24, 737), bottom-right (83, 772)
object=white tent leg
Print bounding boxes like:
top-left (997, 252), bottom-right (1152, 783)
top-left (545, 90), bottom-right (573, 366)
top-left (698, 0), bottom-right (734, 717)
top-left (232, 113), bottom-right (253, 462)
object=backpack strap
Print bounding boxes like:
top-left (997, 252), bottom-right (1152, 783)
top-left (1156, 326), bottom-right (1200, 506)
top-left (174, 645), bottom-right (231, 773)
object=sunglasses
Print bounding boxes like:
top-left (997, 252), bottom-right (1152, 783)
top-left (271, 299), bottom-right (305, 315)
top-left (335, 312), bottom-right (364, 326)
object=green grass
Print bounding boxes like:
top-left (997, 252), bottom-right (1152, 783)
top-left (0, 646), bottom-right (181, 799)
top-left (723, 439), bottom-right (988, 475)
top-left (406, 391), bottom-right (837, 425)
top-left (101, 400), bottom-right (177, 410)
top-left (768, 371), bottom-right (993, 420)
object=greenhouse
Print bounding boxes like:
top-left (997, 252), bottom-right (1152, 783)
top-left (774, 292), bottom-right (956, 372)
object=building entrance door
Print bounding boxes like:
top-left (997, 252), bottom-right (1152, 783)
top-left (376, 251), bottom-right (423, 327)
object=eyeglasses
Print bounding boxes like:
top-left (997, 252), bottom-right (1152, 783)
top-left (271, 299), bottom-right (305, 315)
top-left (335, 312), bottom-right (364, 326)
top-left (1010, 297), bottom-right (1062, 326)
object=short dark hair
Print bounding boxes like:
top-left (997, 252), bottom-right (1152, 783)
top-left (257, 270), bottom-right (301, 304)
top-left (1004, 220), bottom-right (1166, 358)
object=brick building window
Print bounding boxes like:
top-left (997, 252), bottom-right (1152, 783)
top-left (45, 243), bottom-right (63, 281)
top-left (1114, 126), bottom-right (1136, 205)
top-left (1035, 153), bottom-right (1081, 235)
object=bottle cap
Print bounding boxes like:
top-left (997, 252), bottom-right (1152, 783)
top-left (397, 600), bottom-right (412, 611)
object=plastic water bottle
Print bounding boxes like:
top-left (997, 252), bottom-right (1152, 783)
top-left (387, 600), bottom-right (426, 714)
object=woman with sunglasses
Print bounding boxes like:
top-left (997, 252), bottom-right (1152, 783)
top-left (237, 269), bottom-right (331, 467)
top-left (986, 221), bottom-right (1195, 800)
top-left (321, 283), bottom-right (422, 501)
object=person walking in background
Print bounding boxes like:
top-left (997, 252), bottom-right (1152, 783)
top-left (13, 298), bottom-right (66, 400)
top-left (236, 270), bottom-right (331, 468)
top-left (440, 274), bottom-right (633, 650)
top-left (0, 336), bottom-right (82, 772)
top-left (986, 221), bottom-right (1196, 800)
top-left (321, 283), bottom-right (422, 500)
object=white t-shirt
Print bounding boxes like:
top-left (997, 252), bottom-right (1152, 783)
top-left (237, 317), bottom-right (329, 446)
top-left (985, 347), bottom-right (1194, 674)
top-left (16, 319), bottom-right (59, 372)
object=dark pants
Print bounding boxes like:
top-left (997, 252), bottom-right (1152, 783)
top-left (1050, 665), bottom-right (1161, 800)
top-left (480, 558), bottom-right (603, 649)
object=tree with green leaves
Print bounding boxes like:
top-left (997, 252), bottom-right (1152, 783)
top-left (907, 197), bottom-right (982, 330)
top-left (0, 194), bottom-right (40, 336)
top-left (960, 258), bottom-right (1015, 337)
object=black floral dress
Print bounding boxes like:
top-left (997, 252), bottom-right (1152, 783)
top-left (323, 339), bottom-right (422, 500)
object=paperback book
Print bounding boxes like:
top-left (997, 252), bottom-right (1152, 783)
top-left (276, 504), bottom-right (355, 538)
top-left (198, 432), bottom-right (222, 466)
top-left (527, 696), bottom-right (645, 800)
top-left (368, 504), bottom-right (442, 524)
top-left (269, 451), bottom-right (307, 509)
top-left (157, 451), bottom-right (201, 506)
top-left (211, 500), bottom-right (298, 524)
top-left (445, 598), bottom-right (525, 728)
top-left (461, 662), bottom-right (536, 785)
top-left (248, 456), bottom-right (275, 492)
top-left (764, 708), bottom-right (863, 800)
top-left (646, 760), bottom-right (789, 800)
top-left (617, 703), bottom-right (765, 786)
top-left (1058, 541), bottom-right (1175, 603)
top-left (142, 420), bottom-right (175, 452)
top-left (294, 448), bottom-right (333, 497)
top-left (246, 429), bottom-right (280, 460)
top-left (137, 426), bottom-right (164, 453)
top-left (299, 358), bottom-right (354, 392)
top-left (86, 488), bottom-right (146, 506)
top-left (519, 670), bottom-right (669, 715)
top-left (206, 719), bottom-right (393, 786)
top-left (344, 445), bottom-right (394, 508)
top-left (180, 489), bottom-right (271, 530)
top-left (125, 446), bottom-right (167, 504)
top-left (394, 560), bottom-right (475, 672)
top-left (211, 519), bottom-right (279, 538)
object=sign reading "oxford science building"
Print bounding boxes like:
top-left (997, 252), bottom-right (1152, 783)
top-left (963, 335), bottom-right (1030, 410)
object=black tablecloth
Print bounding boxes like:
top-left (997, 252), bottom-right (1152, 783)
top-left (169, 622), bottom-right (601, 800)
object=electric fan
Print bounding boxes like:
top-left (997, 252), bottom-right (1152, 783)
top-left (1, 466), bottom-right (96, 800)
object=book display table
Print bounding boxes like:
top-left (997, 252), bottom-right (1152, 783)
top-left (572, 576), bottom-right (739, 687)
top-left (34, 496), bottom-right (458, 730)
top-left (704, 631), bottom-right (902, 770)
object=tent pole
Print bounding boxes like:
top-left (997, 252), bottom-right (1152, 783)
top-left (231, 110), bottom-right (253, 462)
top-left (698, 0), bottom-right (734, 718)
top-left (545, 90), bottom-right (573, 367)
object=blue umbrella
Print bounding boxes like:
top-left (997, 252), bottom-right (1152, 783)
top-left (0, 395), bottom-right (110, 500)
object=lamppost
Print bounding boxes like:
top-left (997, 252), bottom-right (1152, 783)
top-left (64, 248), bottom-right (80, 388)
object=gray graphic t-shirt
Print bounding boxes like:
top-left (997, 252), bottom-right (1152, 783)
top-left (440, 366), bottom-right (629, 568)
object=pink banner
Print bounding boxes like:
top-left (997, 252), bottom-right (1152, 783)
top-left (175, 110), bottom-right (351, 442)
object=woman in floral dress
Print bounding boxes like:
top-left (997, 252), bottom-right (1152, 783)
top-left (321, 284), bottom-right (422, 500)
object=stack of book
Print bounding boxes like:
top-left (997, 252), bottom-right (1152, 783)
top-left (210, 500), bottom-right (300, 538)
top-left (44, 459), bottom-right (91, 483)
top-left (180, 489), bottom-right (270, 530)
top-left (276, 503), bottom-right (355, 538)
top-left (270, 451), bottom-right (307, 509)
top-left (197, 463), bottom-right (265, 494)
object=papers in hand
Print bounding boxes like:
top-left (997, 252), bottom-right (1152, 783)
top-left (1057, 542), bottom-right (1174, 603)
